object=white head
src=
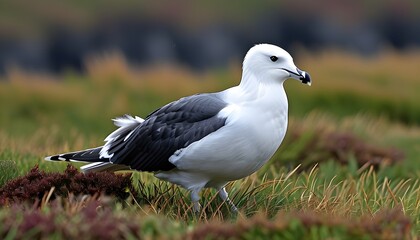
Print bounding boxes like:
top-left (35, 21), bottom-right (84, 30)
top-left (242, 44), bottom-right (311, 86)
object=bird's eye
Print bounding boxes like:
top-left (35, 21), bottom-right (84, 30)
top-left (270, 56), bottom-right (278, 62)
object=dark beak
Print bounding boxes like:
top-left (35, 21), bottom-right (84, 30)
top-left (281, 67), bottom-right (312, 86)
top-left (296, 68), bottom-right (311, 86)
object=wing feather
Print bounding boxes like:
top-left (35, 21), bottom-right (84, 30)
top-left (107, 93), bottom-right (227, 172)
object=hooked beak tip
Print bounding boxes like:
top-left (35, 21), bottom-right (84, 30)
top-left (281, 67), bottom-right (312, 86)
top-left (300, 71), bottom-right (312, 86)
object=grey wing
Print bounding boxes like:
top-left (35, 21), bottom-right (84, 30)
top-left (106, 93), bottom-right (228, 172)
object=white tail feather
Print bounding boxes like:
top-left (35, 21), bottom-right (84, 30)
top-left (100, 115), bottom-right (144, 159)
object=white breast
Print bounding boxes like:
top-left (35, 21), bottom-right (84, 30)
top-left (166, 84), bottom-right (289, 185)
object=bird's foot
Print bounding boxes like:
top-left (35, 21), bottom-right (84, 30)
top-left (230, 204), bottom-right (238, 213)
top-left (218, 187), bottom-right (239, 214)
top-left (193, 201), bottom-right (201, 214)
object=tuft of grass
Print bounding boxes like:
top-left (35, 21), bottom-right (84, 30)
top-left (126, 164), bottom-right (420, 235)
top-left (274, 126), bottom-right (404, 171)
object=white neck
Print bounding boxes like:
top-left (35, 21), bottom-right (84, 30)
top-left (235, 70), bottom-right (288, 104)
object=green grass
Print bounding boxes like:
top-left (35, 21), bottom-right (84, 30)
top-left (128, 162), bottom-right (420, 220)
top-left (0, 51), bottom-right (419, 238)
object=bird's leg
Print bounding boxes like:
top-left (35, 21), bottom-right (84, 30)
top-left (191, 190), bottom-right (201, 213)
top-left (218, 187), bottom-right (238, 212)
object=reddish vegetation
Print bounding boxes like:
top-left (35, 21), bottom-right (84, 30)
top-left (0, 200), bottom-right (141, 239)
top-left (0, 165), bottom-right (134, 206)
top-left (323, 132), bottom-right (404, 166)
top-left (284, 129), bottom-right (404, 170)
top-left (0, 198), bottom-right (411, 239)
top-left (188, 208), bottom-right (411, 240)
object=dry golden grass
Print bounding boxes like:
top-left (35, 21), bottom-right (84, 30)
top-left (296, 49), bottom-right (420, 102)
top-left (85, 51), bottom-right (238, 97)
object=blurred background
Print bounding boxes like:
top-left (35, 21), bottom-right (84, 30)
top-left (1, 2), bottom-right (420, 234)
top-left (0, 0), bottom-right (419, 178)
top-left (0, 0), bottom-right (420, 73)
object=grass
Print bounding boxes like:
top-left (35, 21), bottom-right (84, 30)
top-left (128, 163), bottom-right (420, 221)
top-left (0, 164), bottom-right (416, 238)
top-left (0, 50), bottom-right (419, 238)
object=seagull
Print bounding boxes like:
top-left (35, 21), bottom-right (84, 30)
top-left (45, 44), bottom-right (311, 212)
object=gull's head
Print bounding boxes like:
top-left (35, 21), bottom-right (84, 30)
top-left (243, 44), bottom-right (311, 86)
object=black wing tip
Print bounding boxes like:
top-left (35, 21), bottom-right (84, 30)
top-left (44, 155), bottom-right (69, 161)
top-left (45, 155), bottom-right (57, 161)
